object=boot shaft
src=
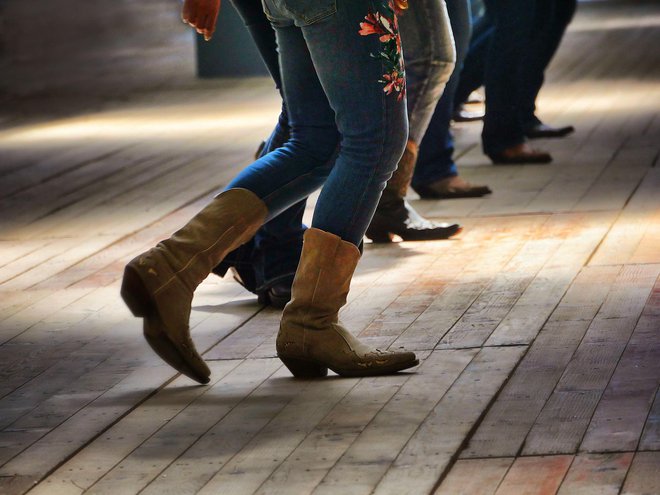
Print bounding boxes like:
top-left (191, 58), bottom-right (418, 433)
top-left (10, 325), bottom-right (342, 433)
top-left (283, 228), bottom-right (360, 328)
top-left (277, 227), bottom-right (419, 377)
top-left (382, 139), bottom-right (419, 201)
top-left (158, 188), bottom-right (268, 291)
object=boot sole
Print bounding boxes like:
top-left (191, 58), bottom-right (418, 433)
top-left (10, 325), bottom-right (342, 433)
top-left (366, 222), bottom-right (462, 243)
top-left (279, 354), bottom-right (419, 378)
top-left (121, 265), bottom-right (211, 384)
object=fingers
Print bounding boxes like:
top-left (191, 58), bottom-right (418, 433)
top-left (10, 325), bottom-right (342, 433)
top-left (181, 0), bottom-right (218, 41)
top-left (181, 0), bottom-right (193, 25)
top-left (198, 14), bottom-right (212, 40)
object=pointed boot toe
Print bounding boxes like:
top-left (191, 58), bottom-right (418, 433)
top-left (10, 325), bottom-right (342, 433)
top-left (121, 188), bottom-right (267, 384)
top-left (366, 198), bottom-right (461, 242)
top-left (143, 313), bottom-right (211, 384)
top-left (122, 251), bottom-right (211, 384)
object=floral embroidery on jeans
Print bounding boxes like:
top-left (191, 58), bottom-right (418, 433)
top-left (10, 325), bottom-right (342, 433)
top-left (358, 1), bottom-right (406, 100)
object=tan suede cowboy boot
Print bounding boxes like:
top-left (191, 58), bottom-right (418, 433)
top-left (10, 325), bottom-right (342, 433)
top-left (121, 188), bottom-right (268, 384)
top-left (277, 228), bottom-right (419, 377)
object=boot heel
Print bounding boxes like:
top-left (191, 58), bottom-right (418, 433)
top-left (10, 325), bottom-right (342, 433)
top-left (365, 222), bottom-right (393, 244)
top-left (280, 357), bottom-right (328, 378)
top-left (120, 266), bottom-right (152, 317)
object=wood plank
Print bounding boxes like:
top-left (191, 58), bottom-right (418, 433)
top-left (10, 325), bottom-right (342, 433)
top-left (311, 350), bottom-right (476, 495)
top-left (0, 235), bottom-right (117, 291)
top-left (639, 387), bottom-right (660, 451)
top-left (394, 216), bottom-right (549, 351)
top-left (521, 143), bottom-right (616, 214)
top-left (0, 197), bottom-right (214, 337)
top-left (0, 344), bottom-right (116, 431)
top-left (433, 458), bottom-right (514, 495)
top-left (371, 346), bottom-right (526, 495)
top-left (252, 374), bottom-right (410, 495)
top-left (556, 452), bottom-right (634, 495)
top-left (580, 307), bottom-right (660, 453)
top-left (493, 455), bottom-right (573, 495)
top-left (32, 359), bottom-right (276, 495)
top-left (523, 389), bottom-right (603, 455)
top-left (620, 452), bottom-right (660, 495)
top-left (486, 211), bottom-right (614, 346)
top-left (574, 145), bottom-right (655, 212)
top-left (522, 265), bottom-right (660, 455)
top-left (435, 234), bottom-right (558, 348)
top-left (0, 284), bottom-right (259, 489)
top-left (589, 165), bottom-right (660, 266)
top-left (0, 143), bottom-right (131, 199)
top-left (0, 365), bottom-right (171, 494)
top-left (461, 266), bottom-right (620, 459)
top-left (188, 376), bottom-right (361, 495)
top-left (95, 363), bottom-right (338, 495)
top-left (135, 366), bottom-right (320, 495)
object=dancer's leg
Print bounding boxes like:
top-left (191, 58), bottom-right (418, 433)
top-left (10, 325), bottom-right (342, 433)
top-left (366, 0), bottom-right (464, 242)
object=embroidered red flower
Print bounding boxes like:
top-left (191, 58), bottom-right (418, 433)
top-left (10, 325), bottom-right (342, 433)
top-left (358, 1), bottom-right (406, 99)
top-left (382, 71), bottom-right (406, 100)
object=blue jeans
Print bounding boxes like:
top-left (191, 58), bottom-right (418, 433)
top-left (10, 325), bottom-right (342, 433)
top-left (454, 9), bottom-right (493, 108)
top-left (225, 0), bottom-right (408, 246)
top-left (223, 0), bottom-right (450, 291)
top-left (218, 0), bottom-right (306, 292)
top-left (413, 0), bottom-right (472, 186)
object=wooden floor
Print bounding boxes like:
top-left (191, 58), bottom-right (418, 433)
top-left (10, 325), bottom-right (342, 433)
top-left (1, 1), bottom-right (659, 494)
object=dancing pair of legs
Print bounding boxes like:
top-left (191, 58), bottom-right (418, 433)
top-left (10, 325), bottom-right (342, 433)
top-left (218, 0), bottom-right (462, 305)
top-left (121, 0), bottom-right (420, 383)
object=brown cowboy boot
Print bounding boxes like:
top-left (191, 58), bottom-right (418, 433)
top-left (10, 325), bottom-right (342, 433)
top-left (277, 228), bottom-right (419, 377)
top-left (121, 188), bottom-right (268, 384)
top-left (366, 140), bottom-right (461, 243)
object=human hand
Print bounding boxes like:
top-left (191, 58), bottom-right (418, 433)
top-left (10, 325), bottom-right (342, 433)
top-left (182, 0), bottom-right (221, 41)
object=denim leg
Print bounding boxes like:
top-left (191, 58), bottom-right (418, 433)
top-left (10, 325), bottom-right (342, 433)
top-left (454, 13), bottom-right (493, 108)
top-left (518, 0), bottom-right (577, 126)
top-left (222, 0), bottom-right (308, 290)
top-left (400, 0), bottom-right (456, 145)
top-left (236, 0), bottom-right (407, 246)
top-left (224, 31), bottom-right (338, 221)
top-left (301, 1), bottom-right (408, 244)
top-left (413, 0), bottom-right (471, 186)
top-left (481, 0), bottom-right (536, 155)
top-left (251, 113), bottom-right (309, 290)
top-left (230, 0), bottom-right (282, 86)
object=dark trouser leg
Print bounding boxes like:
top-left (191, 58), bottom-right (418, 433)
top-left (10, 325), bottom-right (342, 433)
top-left (518, 0), bottom-right (577, 127)
top-left (454, 14), bottom-right (493, 108)
top-left (481, 0), bottom-right (536, 156)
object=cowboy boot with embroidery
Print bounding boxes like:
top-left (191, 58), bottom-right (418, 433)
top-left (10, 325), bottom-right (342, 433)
top-left (277, 227), bottom-right (419, 377)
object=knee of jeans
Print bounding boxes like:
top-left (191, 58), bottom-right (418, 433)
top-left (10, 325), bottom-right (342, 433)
top-left (345, 123), bottom-right (408, 182)
top-left (431, 60), bottom-right (456, 88)
top-left (389, 128), bottom-right (409, 172)
top-left (288, 126), bottom-right (339, 163)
